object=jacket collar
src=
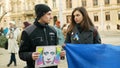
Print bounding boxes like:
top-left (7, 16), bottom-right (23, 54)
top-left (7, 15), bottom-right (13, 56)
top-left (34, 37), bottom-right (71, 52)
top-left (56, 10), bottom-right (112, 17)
top-left (73, 26), bottom-right (94, 33)
top-left (34, 18), bottom-right (48, 28)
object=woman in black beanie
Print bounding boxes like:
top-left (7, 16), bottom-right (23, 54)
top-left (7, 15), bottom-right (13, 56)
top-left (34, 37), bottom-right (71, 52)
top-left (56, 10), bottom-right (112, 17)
top-left (19, 4), bottom-right (65, 68)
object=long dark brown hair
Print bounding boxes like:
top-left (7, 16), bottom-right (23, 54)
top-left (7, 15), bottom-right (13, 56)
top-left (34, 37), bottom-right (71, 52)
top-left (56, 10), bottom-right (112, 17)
top-left (67, 7), bottom-right (94, 33)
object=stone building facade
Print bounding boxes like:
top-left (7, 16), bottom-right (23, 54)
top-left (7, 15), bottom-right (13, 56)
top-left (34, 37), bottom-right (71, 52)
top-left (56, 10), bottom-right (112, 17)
top-left (0, 0), bottom-right (120, 30)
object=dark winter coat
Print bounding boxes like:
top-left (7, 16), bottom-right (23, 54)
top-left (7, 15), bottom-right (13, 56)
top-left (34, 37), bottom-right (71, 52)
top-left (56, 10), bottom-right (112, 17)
top-left (65, 26), bottom-right (101, 44)
top-left (19, 20), bottom-right (58, 68)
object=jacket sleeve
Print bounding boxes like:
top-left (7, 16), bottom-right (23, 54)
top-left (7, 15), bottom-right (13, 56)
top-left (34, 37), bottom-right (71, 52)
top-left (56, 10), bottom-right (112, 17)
top-left (19, 31), bottom-right (33, 61)
top-left (93, 29), bottom-right (101, 44)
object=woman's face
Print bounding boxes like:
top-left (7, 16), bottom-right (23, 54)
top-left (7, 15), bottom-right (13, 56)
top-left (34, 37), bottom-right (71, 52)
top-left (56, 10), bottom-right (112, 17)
top-left (73, 10), bottom-right (83, 24)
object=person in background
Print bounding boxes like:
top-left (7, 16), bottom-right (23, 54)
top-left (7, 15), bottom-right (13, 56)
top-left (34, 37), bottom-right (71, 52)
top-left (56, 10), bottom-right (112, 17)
top-left (62, 21), bottom-right (71, 39)
top-left (19, 4), bottom-right (65, 68)
top-left (54, 20), bottom-right (65, 45)
top-left (61, 24), bottom-right (67, 38)
top-left (0, 27), bottom-right (3, 36)
top-left (6, 21), bottom-right (20, 67)
top-left (17, 21), bottom-right (31, 45)
top-left (23, 21), bottom-right (31, 29)
top-left (17, 21), bottom-right (31, 68)
top-left (3, 27), bottom-right (9, 36)
top-left (54, 21), bottom-right (65, 60)
top-left (65, 7), bottom-right (101, 44)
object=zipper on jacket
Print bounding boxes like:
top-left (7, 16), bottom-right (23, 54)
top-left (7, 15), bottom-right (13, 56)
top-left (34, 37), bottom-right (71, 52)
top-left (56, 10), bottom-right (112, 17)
top-left (43, 28), bottom-right (48, 45)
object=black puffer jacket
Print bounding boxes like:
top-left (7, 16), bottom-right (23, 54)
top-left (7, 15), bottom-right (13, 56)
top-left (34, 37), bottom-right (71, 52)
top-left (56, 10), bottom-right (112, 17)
top-left (19, 20), bottom-right (58, 68)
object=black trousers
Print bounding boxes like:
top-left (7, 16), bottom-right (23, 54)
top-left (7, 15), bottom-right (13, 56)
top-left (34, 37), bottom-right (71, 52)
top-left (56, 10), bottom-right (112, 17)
top-left (8, 53), bottom-right (16, 65)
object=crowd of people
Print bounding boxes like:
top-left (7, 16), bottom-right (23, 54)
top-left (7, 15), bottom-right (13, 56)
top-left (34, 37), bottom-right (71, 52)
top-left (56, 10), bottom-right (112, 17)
top-left (0, 3), bottom-right (101, 68)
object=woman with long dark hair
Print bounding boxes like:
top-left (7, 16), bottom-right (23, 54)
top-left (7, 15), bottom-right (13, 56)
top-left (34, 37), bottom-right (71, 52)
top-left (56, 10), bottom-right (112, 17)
top-left (65, 7), bottom-right (101, 44)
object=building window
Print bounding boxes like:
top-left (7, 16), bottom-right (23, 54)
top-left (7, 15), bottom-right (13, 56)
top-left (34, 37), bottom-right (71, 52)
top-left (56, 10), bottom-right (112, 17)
top-left (93, 0), bottom-right (98, 6)
top-left (44, 0), bottom-right (48, 4)
top-left (53, 16), bottom-right (57, 25)
top-left (27, 1), bottom-right (31, 10)
top-left (118, 12), bottom-right (120, 20)
top-left (17, 1), bottom-right (22, 12)
top-left (66, 15), bottom-right (71, 23)
top-left (117, 0), bottom-right (120, 4)
top-left (94, 13), bottom-right (99, 22)
top-left (66, 0), bottom-right (72, 9)
top-left (10, 1), bottom-right (16, 12)
top-left (105, 0), bottom-right (110, 5)
top-left (52, 0), bottom-right (56, 8)
top-left (105, 12), bottom-right (110, 21)
top-left (81, 0), bottom-right (86, 7)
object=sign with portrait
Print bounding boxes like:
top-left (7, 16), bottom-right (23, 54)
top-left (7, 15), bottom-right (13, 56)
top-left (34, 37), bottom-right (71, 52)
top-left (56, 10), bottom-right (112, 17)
top-left (35, 46), bottom-right (61, 68)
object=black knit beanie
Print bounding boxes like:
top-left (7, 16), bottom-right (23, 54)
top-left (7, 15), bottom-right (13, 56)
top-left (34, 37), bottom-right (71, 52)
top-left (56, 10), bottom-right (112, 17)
top-left (35, 4), bottom-right (51, 20)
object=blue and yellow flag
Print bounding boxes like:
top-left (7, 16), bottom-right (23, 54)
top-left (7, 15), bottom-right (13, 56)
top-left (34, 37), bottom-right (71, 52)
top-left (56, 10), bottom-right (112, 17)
top-left (64, 44), bottom-right (120, 68)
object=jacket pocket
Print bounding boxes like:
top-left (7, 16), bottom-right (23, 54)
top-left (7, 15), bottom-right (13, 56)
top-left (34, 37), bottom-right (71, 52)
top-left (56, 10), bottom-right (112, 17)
top-left (49, 34), bottom-right (57, 45)
top-left (32, 37), bottom-right (45, 45)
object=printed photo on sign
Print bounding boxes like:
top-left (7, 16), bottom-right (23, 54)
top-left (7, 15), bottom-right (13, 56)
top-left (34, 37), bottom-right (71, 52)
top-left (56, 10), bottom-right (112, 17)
top-left (35, 46), bottom-right (61, 68)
